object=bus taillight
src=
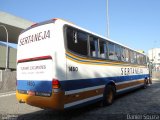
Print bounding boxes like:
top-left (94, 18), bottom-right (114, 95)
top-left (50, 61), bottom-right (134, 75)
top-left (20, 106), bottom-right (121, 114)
top-left (52, 79), bottom-right (60, 89)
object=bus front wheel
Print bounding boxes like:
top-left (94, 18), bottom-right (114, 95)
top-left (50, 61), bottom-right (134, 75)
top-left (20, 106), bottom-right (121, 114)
top-left (103, 85), bottom-right (115, 106)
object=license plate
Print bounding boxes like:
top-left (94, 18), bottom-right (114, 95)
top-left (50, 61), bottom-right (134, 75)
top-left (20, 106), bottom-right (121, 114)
top-left (28, 91), bottom-right (35, 96)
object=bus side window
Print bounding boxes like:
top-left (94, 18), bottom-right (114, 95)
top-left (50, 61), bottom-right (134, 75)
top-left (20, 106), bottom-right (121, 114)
top-left (105, 42), bottom-right (109, 59)
top-left (125, 49), bottom-right (130, 62)
top-left (122, 47), bottom-right (129, 62)
top-left (99, 40), bottom-right (107, 59)
top-left (121, 47), bottom-right (126, 62)
top-left (143, 55), bottom-right (146, 65)
top-left (67, 27), bottom-right (88, 56)
top-left (137, 54), bottom-right (141, 64)
top-left (141, 55), bottom-right (144, 64)
top-left (108, 42), bottom-right (115, 60)
top-left (115, 45), bottom-right (121, 61)
top-left (89, 36), bottom-right (98, 58)
top-left (133, 52), bottom-right (137, 64)
top-left (138, 54), bottom-right (143, 64)
top-left (130, 51), bottom-right (134, 63)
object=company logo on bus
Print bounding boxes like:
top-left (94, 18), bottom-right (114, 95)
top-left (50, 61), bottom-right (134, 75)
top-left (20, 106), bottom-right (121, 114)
top-left (19, 30), bottom-right (50, 46)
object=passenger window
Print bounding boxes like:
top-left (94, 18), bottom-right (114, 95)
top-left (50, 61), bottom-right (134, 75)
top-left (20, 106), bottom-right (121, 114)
top-left (137, 54), bottom-right (141, 64)
top-left (99, 40), bottom-right (107, 59)
top-left (121, 47), bottom-right (126, 62)
top-left (140, 55), bottom-right (144, 64)
top-left (143, 56), bottom-right (147, 64)
top-left (115, 45), bottom-right (121, 61)
top-left (130, 51), bottom-right (134, 63)
top-left (130, 51), bottom-right (137, 64)
top-left (67, 27), bottom-right (88, 56)
top-left (89, 36), bottom-right (98, 58)
top-left (137, 53), bottom-right (147, 65)
top-left (133, 52), bottom-right (137, 64)
top-left (108, 42), bottom-right (115, 60)
top-left (125, 49), bottom-right (130, 62)
top-left (121, 48), bottom-right (129, 62)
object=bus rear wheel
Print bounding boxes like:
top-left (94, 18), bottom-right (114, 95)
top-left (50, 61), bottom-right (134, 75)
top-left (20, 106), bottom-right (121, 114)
top-left (103, 85), bottom-right (115, 106)
top-left (143, 79), bottom-right (148, 89)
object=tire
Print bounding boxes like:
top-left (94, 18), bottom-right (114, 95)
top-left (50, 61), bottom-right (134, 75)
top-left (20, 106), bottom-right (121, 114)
top-left (143, 79), bottom-right (148, 89)
top-left (103, 85), bottom-right (115, 106)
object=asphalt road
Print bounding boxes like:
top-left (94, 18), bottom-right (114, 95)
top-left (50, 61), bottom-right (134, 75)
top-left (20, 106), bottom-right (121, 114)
top-left (1, 80), bottom-right (160, 120)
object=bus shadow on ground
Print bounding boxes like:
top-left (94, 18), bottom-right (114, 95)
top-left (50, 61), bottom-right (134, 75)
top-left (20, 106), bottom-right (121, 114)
top-left (17, 103), bottom-right (102, 120)
top-left (16, 87), bottom-right (150, 120)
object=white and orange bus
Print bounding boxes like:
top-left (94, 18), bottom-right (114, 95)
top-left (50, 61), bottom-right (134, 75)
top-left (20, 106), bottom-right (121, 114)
top-left (16, 18), bottom-right (151, 110)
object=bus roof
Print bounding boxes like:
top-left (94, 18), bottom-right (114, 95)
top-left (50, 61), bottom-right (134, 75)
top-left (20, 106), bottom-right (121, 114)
top-left (21, 18), bottom-right (146, 55)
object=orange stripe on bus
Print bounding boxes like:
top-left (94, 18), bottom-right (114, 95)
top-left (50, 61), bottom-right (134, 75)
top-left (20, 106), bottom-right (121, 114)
top-left (64, 88), bottom-right (104, 104)
top-left (116, 79), bottom-right (144, 90)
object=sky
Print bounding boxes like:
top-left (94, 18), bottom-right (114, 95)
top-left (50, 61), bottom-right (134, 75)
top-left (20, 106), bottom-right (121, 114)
top-left (0, 0), bottom-right (160, 53)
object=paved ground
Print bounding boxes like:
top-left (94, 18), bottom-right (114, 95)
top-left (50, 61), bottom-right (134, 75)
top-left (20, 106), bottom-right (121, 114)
top-left (0, 80), bottom-right (160, 120)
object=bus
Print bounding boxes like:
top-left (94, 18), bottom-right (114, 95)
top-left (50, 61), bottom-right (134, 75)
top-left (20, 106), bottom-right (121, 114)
top-left (16, 18), bottom-right (151, 110)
